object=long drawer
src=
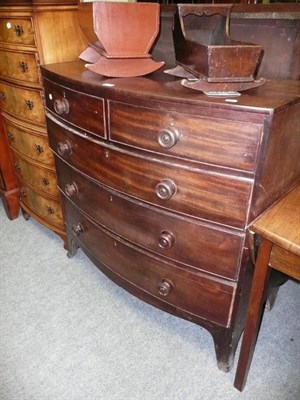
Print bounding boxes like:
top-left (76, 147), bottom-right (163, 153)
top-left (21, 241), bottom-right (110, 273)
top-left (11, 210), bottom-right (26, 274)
top-left (13, 151), bottom-right (59, 196)
top-left (4, 116), bottom-right (54, 166)
top-left (0, 81), bottom-right (45, 125)
top-left (0, 49), bottom-right (40, 84)
top-left (64, 200), bottom-right (235, 327)
top-left (43, 78), bottom-right (106, 138)
top-left (55, 157), bottom-right (244, 280)
top-left (20, 182), bottom-right (63, 228)
top-left (47, 115), bottom-right (253, 228)
top-left (109, 100), bottom-right (262, 172)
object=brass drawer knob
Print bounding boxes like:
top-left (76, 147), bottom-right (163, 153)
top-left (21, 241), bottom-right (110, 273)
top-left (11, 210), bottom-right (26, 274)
top-left (54, 98), bottom-right (70, 115)
top-left (158, 279), bottom-right (173, 297)
top-left (155, 179), bottom-right (176, 200)
top-left (14, 162), bottom-right (20, 171)
top-left (158, 230), bottom-right (175, 250)
top-left (157, 127), bottom-right (179, 149)
top-left (57, 140), bottom-right (72, 157)
top-left (65, 182), bottom-right (78, 198)
top-left (72, 223), bottom-right (84, 237)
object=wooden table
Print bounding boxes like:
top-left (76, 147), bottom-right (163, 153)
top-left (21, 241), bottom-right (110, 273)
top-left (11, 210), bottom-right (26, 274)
top-left (234, 184), bottom-right (300, 391)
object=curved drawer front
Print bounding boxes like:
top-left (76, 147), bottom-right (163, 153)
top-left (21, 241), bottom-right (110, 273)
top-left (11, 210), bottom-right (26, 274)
top-left (20, 183), bottom-right (63, 228)
top-left (0, 82), bottom-right (45, 125)
top-left (64, 201), bottom-right (234, 327)
top-left (47, 117), bottom-right (252, 228)
top-left (56, 157), bottom-right (244, 280)
top-left (109, 101), bottom-right (262, 172)
top-left (43, 79), bottom-right (106, 138)
top-left (13, 151), bottom-right (59, 196)
top-left (0, 17), bottom-right (35, 46)
top-left (0, 49), bottom-right (40, 84)
top-left (5, 118), bottom-right (54, 165)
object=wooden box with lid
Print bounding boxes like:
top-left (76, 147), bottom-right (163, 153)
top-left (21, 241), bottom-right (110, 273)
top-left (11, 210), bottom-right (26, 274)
top-left (0, 0), bottom-right (87, 242)
top-left (41, 58), bottom-right (300, 370)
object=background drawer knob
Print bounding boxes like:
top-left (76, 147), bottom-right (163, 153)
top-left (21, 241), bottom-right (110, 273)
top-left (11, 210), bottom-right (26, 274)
top-left (25, 99), bottom-right (34, 110)
top-left (42, 177), bottom-right (49, 186)
top-left (155, 179), bottom-right (176, 200)
top-left (54, 98), bottom-right (70, 115)
top-left (157, 127), bottom-right (179, 149)
top-left (35, 144), bottom-right (44, 154)
top-left (0, 91), bottom-right (6, 102)
top-left (65, 182), bottom-right (78, 198)
top-left (18, 61), bottom-right (28, 73)
top-left (14, 25), bottom-right (24, 36)
top-left (47, 206), bottom-right (55, 214)
top-left (158, 230), bottom-right (175, 250)
top-left (72, 223), bottom-right (84, 237)
top-left (7, 131), bottom-right (14, 141)
top-left (158, 279), bottom-right (173, 297)
top-left (57, 141), bottom-right (72, 157)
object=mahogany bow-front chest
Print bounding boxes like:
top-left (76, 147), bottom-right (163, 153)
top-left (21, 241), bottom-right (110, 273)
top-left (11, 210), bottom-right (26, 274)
top-left (41, 60), bottom-right (300, 372)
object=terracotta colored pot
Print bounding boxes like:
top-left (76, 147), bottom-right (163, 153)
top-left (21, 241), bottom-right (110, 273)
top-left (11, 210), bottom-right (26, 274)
top-left (78, 2), bottom-right (164, 77)
top-left (78, 2), bottom-right (160, 58)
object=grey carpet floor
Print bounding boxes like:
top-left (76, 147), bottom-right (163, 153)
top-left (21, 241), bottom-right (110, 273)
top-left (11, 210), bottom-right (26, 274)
top-left (0, 201), bottom-right (299, 400)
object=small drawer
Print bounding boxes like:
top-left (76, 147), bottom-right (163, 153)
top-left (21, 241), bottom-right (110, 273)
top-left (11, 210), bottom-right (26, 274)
top-left (56, 157), bottom-right (244, 280)
top-left (4, 117), bottom-right (54, 166)
top-left (0, 17), bottom-right (35, 46)
top-left (0, 49), bottom-right (40, 84)
top-left (47, 116), bottom-right (252, 228)
top-left (109, 101), bottom-right (262, 172)
top-left (43, 78), bottom-right (106, 138)
top-left (0, 81), bottom-right (45, 125)
top-left (20, 183), bottom-right (64, 228)
top-left (12, 151), bottom-right (59, 196)
top-left (64, 201), bottom-right (235, 327)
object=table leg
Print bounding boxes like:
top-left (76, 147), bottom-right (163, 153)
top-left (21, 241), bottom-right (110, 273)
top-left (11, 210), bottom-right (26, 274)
top-left (234, 238), bottom-right (272, 391)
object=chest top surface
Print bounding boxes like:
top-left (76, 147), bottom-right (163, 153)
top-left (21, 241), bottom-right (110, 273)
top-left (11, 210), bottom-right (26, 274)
top-left (41, 60), bottom-right (300, 116)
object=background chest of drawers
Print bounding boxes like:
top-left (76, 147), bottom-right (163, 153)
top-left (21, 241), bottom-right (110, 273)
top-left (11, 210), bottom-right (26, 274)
top-left (0, 0), bottom-right (87, 242)
top-left (41, 60), bottom-right (300, 372)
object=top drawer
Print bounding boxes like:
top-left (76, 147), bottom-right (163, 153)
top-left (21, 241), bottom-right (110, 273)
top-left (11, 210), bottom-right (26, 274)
top-left (0, 17), bottom-right (35, 46)
top-left (109, 101), bottom-right (262, 172)
top-left (43, 78), bottom-right (106, 139)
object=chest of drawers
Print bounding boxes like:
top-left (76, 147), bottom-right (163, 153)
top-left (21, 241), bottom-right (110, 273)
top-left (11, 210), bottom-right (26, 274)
top-left (41, 60), bottom-right (300, 371)
top-left (0, 0), bottom-right (87, 242)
